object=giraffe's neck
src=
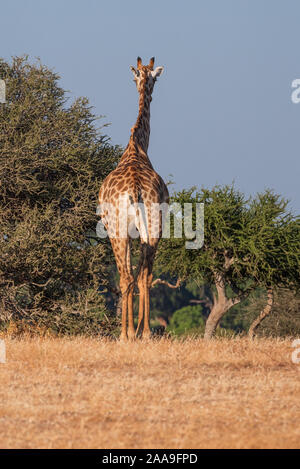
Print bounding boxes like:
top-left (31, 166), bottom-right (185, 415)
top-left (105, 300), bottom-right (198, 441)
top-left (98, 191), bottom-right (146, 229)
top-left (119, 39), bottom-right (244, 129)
top-left (130, 82), bottom-right (151, 153)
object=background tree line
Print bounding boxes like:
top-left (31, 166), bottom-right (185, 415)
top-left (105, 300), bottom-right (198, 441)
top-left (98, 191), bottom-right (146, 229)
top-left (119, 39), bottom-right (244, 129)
top-left (0, 56), bottom-right (299, 338)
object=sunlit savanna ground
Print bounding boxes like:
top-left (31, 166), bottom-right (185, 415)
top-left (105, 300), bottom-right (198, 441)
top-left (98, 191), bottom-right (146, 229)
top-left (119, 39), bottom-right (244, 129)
top-left (0, 336), bottom-right (299, 449)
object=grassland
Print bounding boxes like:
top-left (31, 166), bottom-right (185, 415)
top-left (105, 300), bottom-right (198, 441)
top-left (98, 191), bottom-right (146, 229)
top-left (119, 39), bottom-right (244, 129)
top-left (0, 336), bottom-right (299, 449)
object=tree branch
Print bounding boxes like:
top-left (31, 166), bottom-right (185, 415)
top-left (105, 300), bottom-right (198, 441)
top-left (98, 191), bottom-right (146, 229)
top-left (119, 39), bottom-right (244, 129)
top-left (151, 278), bottom-right (181, 289)
top-left (224, 250), bottom-right (236, 270)
top-left (31, 278), bottom-right (52, 287)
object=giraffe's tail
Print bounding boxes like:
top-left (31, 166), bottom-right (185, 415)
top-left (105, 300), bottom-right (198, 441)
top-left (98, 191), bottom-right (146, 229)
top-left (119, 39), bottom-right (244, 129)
top-left (128, 188), bottom-right (149, 244)
top-left (127, 188), bottom-right (149, 291)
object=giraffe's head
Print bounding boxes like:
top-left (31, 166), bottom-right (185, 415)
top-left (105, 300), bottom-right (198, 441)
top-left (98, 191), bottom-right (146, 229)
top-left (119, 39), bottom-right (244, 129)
top-left (130, 57), bottom-right (164, 95)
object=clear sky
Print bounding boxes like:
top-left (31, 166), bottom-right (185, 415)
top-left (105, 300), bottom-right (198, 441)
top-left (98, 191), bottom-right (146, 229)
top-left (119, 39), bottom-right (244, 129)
top-left (1, 0), bottom-right (300, 212)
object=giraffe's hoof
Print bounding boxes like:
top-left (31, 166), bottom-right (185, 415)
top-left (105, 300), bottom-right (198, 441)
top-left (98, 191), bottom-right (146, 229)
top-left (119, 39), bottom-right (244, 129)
top-left (127, 330), bottom-right (136, 342)
top-left (141, 330), bottom-right (152, 341)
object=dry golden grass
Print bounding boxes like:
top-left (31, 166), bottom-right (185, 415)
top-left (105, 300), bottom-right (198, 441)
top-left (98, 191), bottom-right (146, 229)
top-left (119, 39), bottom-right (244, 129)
top-left (0, 335), bottom-right (299, 449)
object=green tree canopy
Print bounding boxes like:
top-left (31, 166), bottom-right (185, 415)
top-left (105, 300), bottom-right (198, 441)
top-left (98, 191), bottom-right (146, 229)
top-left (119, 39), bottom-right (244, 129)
top-left (157, 185), bottom-right (300, 338)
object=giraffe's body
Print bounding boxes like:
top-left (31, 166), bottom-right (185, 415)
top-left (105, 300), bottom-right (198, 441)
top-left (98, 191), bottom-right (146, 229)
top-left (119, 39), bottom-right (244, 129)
top-left (98, 57), bottom-right (168, 340)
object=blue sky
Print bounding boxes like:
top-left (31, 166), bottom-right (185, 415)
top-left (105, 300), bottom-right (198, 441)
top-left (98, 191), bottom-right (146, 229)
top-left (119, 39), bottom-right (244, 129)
top-left (1, 0), bottom-right (300, 212)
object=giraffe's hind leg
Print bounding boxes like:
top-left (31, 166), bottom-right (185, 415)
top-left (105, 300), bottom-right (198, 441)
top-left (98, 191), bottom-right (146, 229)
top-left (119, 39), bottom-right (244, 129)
top-left (136, 242), bottom-right (149, 338)
top-left (136, 241), bottom-right (158, 340)
top-left (126, 240), bottom-right (135, 340)
top-left (136, 267), bottom-right (146, 338)
top-left (110, 238), bottom-right (134, 341)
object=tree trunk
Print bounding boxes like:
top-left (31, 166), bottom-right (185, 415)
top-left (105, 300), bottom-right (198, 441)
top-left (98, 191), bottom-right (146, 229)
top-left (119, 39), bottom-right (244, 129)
top-left (248, 288), bottom-right (274, 339)
top-left (203, 270), bottom-right (244, 340)
top-left (204, 272), bottom-right (238, 340)
top-left (204, 303), bottom-right (227, 340)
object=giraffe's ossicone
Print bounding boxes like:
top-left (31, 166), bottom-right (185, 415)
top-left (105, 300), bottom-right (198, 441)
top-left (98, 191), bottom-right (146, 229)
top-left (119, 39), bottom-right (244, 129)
top-left (98, 57), bottom-right (169, 341)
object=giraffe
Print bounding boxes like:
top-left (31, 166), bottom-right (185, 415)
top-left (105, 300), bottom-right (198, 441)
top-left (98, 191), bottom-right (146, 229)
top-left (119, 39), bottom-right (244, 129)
top-left (98, 57), bottom-right (169, 341)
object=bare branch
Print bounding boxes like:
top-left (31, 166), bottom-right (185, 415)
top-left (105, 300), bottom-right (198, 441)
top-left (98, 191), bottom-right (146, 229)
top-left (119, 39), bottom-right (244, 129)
top-left (31, 278), bottom-right (52, 288)
top-left (151, 278), bottom-right (181, 289)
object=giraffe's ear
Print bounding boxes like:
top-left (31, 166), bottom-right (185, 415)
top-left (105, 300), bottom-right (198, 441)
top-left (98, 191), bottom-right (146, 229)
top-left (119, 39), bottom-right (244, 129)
top-left (151, 66), bottom-right (164, 79)
top-left (130, 66), bottom-right (140, 79)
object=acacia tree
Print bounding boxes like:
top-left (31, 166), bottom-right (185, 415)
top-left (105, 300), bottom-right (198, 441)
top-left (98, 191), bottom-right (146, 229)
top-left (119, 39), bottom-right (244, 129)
top-left (0, 56), bottom-right (122, 334)
top-left (156, 185), bottom-right (300, 339)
